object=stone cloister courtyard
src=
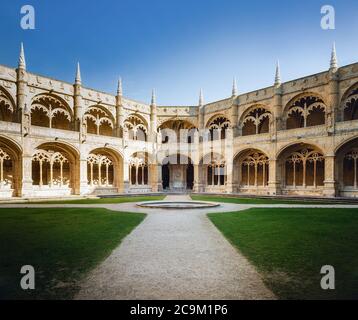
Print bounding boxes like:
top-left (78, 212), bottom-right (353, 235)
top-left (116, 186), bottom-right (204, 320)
top-left (1, 42), bottom-right (358, 300)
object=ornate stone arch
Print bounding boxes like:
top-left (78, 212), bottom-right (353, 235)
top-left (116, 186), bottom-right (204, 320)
top-left (83, 105), bottom-right (115, 136)
top-left (239, 104), bottom-right (272, 136)
top-left (340, 82), bottom-right (358, 121)
top-left (86, 147), bottom-right (124, 192)
top-left (157, 117), bottom-right (197, 130)
top-left (200, 152), bottom-right (226, 187)
top-left (234, 148), bottom-right (270, 188)
top-left (160, 153), bottom-right (194, 191)
top-left (31, 93), bottom-right (73, 130)
top-left (277, 143), bottom-right (325, 192)
top-left (284, 92), bottom-right (327, 129)
top-left (31, 142), bottom-right (80, 194)
top-left (205, 114), bottom-right (231, 140)
top-left (123, 114), bottom-right (148, 141)
top-left (0, 86), bottom-right (16, 122)
top-left (128, 151), bottom-right (150, 186)
top-left (158, 118), bottom-right (197, 143)
top-left (334, 136), bottom-right (358, 196)
top-left (0, 135), bottom-right (22, 197)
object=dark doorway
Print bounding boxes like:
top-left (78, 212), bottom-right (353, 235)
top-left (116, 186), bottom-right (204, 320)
top-left (162, 164), bottom-right (170, 190)
top-left (186, 164), bottom-right (194, 190)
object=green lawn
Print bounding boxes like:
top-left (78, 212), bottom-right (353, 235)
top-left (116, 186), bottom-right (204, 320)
top-left (192, 195), bottom-right (335, 205)
top-left (208, 208), bottom-right (358, 299)
top-left (0, 208), bottom-right (145, 300)
top-left (30, 195), bottom-right (165, 205)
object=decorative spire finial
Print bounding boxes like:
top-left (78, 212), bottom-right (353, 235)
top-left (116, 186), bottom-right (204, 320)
top-left (75, 62), bottom-right (81, 84)
top-left (330, 42), bottom-right (338, 70)
top-left (151, 88), bottom-right (156, 106)
top-left (274, 60), bottom-right (281, 86)
top-left (117, 77), bottom-right (123, 96)
top-left (18, 42), bottom-right (26, 70)
top-left (199, 88), bottom-right (204, 106)
top-left (232, 77), bottom-right (238, 96)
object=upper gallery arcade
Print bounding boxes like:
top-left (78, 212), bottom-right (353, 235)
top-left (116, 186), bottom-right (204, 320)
top-left (1, 43), bottom-right (358, 198)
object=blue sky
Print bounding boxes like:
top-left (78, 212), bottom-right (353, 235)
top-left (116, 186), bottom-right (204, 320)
top-left (0, 0), bottom-right (358, 105)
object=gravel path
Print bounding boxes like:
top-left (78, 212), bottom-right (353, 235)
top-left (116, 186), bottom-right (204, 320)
top-left (75, 195), bottom-right (274, 300)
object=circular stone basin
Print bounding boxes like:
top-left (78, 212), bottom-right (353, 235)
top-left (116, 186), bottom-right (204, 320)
top-left (136, 201), bottom-right (220, 209)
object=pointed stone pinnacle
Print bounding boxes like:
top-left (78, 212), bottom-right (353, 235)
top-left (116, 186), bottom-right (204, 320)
top-left (232, 77), bottom-right (238, 96)
top-left (274, 60), bottom-right (281, 86)
top-left (75, 62), bottom-right (81, 84)
top-left (330, 42), bottom-right (338, 70)
top-left (19, 42), bottom-right (26, 70)
top-left (151, 89), bottom-right (156, 105)
top-left (117, 77), bottom-right (123, 96)
top-left (199, 89), bottom-right (204, 106)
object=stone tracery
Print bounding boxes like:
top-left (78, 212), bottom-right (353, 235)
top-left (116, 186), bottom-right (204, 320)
top-left (32, 149), bottom-right (70, 187)
top-left (129, 154), bottom-right (148, 186)
top-left (0, 88), bottom-right (15, 122)
top-left (124, 114), bottom-right (148, 141)
top-left (242, 107), bottom-right (271, 136)
top-left (84, 106), bottom-right (114, 136)
top-left (207, 115), bottom-right (230, 140)
top-left (343, 86), bottom-right (358, 121)
top-left (286, 95), bottom-right (326, 129)
top-left (31, 94), bottom-right (72, 130)
top-left (343, 149), bottom-right (358, 188)
top-left (159, 119), bottom-right (197, 143)
top-left (87, 153), bottom-right (114, 186)
top-left (285, 148), bottom-right (324, 188)
top-left (241, 152), bottom-right (269, 187)
top-left (0, 148), bottom-right (12, 188)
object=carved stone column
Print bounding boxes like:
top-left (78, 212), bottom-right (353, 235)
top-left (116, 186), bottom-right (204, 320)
top-left (79, 158), bottom-right (89, 195)
top-left (193, 128), bottom-right (202, 192)
top-left (122, 160), bottom-right (130, 193)
top-left (193, 164), bottom-right (200, 192)
top-left (268, 159), bottom-right (280, 195)
top-left (74, 64), bottom-right (83, 132)
top-left (150, 90), bottom-right (157, 144)
top-left (20, 155), bottom-right (33, 197)
top-left (224, 128), bottom-right (234, 193)
top-left (116, 86), bottom-right (123, 138)
top-left (272, 85), bottom-right (282, 138)
top-left (150, 163), bottom-right (158, 192)
top-left (157, 164), bottom-right (163, 192)
top-left (323, 154), bottom-right (337, 197)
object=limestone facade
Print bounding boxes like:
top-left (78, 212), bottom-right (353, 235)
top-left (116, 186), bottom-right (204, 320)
top-left (1, 44), bottom-right (358, 198)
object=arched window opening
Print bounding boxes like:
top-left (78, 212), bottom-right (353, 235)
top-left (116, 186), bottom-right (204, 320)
top-left (242, 108), bottom-right (271, 136)
top-left (129, 154), bottom-right (148, 186)
top-left (343, 150), bottom-right (358, 188)
top-left (158, 120), bottom-right (196, 144)
top-left (241, 152), bottom-right (269, 187)
top-left (207, 116), bottom-right (230, 141)
top-left (0, 89), bottom-right (15, 122)
top-left (32, 150), bottom-right (70, 187)
top-left (207, 163), bottom-right (226, 186)
top-left (285, 148), bottom-right (324, 188)
top-left (204, 152), bottom-right (226, 187)
top-left (84, 106), bottom-right (114, 136)
top-left (31, 95), bottom-right (72, 130)
top-left (0, 148), bottom-right (13, 189)
top-left (87, 154), bottom-right (114, 186)
top-left (124, 115), bottom-right (148, 141)
top-left (343, 87), bottom-right (358, 121)
top-left (286, 95), bottom-right (326, 129)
